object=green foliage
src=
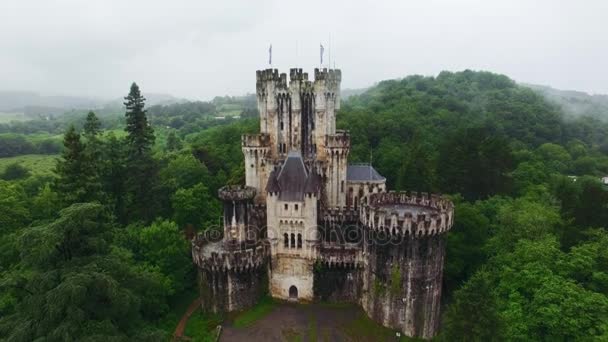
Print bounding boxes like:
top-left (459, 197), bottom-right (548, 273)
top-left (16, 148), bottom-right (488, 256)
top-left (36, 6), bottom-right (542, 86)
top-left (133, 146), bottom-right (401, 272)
top-left (389, 264), bottom-right (402, 296)
top-left (115, 220), bottom-right (193, 294)
top-left (124, 83), bottom-right (158, 222)
top-left (442, 269), bottom-right (503, 341)
top-left (84, 111), bottom-right (101, 137)
top-left (53, 125), bottom-right (102, 205)
top-left (0, 162), bottom-right (30, 180)
top-left (0, 203), bottom-right (171, 341)
top-left (171, 183), bottom-right (220, 231)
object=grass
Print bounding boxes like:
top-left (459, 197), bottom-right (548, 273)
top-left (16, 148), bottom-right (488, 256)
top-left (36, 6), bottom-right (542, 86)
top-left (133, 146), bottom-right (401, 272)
top-left (183, 310), bottom-right (222, 342)
top-left (0, 154), bottom-right (58, 177)
top-left (231, 296), bottom-right (276, 328)
top-left (340, 309), bottom-right (421, 342)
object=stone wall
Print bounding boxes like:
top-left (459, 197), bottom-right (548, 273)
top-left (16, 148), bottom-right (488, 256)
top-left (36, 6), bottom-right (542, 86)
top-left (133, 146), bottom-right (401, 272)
top-left (361, 233), bottom-right (446, 339)
top-left (313, 263), bottom-right (363, 302)
top-left (198, 265), bottom-right (268, 313)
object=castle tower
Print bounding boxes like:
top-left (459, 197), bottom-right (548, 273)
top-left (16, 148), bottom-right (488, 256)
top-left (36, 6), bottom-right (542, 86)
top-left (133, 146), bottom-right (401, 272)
top-left (218, 185), bottom-right (258, 244)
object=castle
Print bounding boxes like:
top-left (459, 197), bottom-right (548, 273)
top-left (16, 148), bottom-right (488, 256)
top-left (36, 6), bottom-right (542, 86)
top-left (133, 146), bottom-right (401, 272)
top-left (192, 68), bottom-right (454, 339)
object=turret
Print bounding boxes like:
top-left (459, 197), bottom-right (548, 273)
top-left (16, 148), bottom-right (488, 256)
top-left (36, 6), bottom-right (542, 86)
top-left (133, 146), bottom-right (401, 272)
top-left (218, 185), bottom-right (258, 244)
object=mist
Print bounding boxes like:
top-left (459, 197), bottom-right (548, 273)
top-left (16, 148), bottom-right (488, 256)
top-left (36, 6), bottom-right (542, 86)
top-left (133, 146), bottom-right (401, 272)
top-left (1, 0), bottom-right (607, 100)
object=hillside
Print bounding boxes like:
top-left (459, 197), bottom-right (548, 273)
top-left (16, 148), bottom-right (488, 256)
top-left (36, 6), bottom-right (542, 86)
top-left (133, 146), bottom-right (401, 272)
top-left (525, 83), bottom-right (608, 121)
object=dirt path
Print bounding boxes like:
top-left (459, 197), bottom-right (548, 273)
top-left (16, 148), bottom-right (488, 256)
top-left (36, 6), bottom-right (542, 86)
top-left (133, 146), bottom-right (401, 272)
top-left (173, 297), bottom-right (202, 341)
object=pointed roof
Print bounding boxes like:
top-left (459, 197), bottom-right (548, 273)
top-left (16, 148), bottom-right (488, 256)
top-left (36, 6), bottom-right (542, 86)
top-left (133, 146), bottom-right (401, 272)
top-left (266, 151), bottom-right (320, 201)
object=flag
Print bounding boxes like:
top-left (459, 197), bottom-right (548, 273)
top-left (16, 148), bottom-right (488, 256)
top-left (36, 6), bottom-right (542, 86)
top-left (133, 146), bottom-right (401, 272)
top-left (320, 44), bottom-right (324, 65)
top-left (269, 44), bottom-right (272, 65)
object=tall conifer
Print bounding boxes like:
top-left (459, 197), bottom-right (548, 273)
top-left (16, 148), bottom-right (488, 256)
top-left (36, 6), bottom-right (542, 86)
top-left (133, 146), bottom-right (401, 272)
top-left (124, 83), bottom-right (157, 222)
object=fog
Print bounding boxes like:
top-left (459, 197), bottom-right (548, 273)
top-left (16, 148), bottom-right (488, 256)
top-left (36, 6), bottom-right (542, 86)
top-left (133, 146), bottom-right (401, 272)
top-left (1, 0), bottom-right (606, 100)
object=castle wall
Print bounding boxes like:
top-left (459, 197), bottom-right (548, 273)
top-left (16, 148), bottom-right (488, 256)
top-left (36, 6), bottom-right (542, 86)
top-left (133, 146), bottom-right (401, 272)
top-left (198, 265), bottom-right (268, 313)
top-left (361, 233), bottom-right (446, 339)
top-left (269, 256), bottom-right (314, 301)
top-left (313, 264), bottom-right (363, 302)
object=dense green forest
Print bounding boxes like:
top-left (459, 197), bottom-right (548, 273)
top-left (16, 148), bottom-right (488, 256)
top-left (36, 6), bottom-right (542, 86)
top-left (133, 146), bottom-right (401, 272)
top-left (1, 70), bottom-right (608, 340)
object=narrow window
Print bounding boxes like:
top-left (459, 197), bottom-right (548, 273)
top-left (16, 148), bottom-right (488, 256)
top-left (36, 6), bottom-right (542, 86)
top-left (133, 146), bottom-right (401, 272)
top-left (284, 233), bottom-right (289, 248)
top-left (295, 204), bottom-right (299, 211)
top-left (297, 234), bottom-right (302, 249)
top-left (341, 180), bottom-right (344, 193)
top-left (291, 233), bottom-right (296, 248)
top-left (281, 121), bottom-right (284, 130)
top-left (284, 203), bottom-right (288, 210)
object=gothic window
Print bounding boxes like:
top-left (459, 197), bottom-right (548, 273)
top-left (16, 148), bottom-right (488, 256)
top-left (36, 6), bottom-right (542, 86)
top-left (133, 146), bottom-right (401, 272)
top-left (281, 121), bottom-right (284, 130)
top-left (297, 233), bottom-right (302, 249)
top-left (291, 233), bottom-right (295, 248)
top-left (341, 180), bottom-right (344, 193)
top-left (295, 204), bottom-right (298, 211)
top-left (284, 233), bottom-right (288, 248)
top-left (284, 203), bottom-right (288, 210)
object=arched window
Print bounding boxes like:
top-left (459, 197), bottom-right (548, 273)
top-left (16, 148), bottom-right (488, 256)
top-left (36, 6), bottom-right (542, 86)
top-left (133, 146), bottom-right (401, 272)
top-left (297, 233), bottom-right (302, 249)
top-left (290, 233), bottom-right (295, 248)
top-left (284, 233), bottom-right (289, 248)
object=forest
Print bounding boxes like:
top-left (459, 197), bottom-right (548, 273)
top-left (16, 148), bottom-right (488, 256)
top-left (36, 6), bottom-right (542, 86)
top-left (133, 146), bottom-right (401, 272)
top-left (1, 70), bottom-right (608, 341)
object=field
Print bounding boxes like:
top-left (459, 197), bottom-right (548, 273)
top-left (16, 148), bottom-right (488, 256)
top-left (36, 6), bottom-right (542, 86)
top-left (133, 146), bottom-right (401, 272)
top-left (0, 112), bottom-right (30, 123)
top-left (0, 154), bottom-right (58, 177)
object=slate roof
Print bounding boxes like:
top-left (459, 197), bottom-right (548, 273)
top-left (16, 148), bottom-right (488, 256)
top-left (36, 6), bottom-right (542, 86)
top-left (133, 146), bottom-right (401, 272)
top-left (266, 151), bottom-right (321, 201)
top-left (347, 164), bottom-right (386, 182)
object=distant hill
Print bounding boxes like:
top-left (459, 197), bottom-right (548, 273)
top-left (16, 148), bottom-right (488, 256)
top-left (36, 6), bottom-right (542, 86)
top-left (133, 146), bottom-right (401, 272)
top-left (0, 91), bottom-right (185, 117)
top-left (341, 87), bottom-right (369, 99)
top-left (525, 84), bottom-right (608, 121)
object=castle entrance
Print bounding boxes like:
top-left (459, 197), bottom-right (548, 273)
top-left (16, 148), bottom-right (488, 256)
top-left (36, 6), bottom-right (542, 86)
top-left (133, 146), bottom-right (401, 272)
top-left (289, 285), bottom-right (298, 300)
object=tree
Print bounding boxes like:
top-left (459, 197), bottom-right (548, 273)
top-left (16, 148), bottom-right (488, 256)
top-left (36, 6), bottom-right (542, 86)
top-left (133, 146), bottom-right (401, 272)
top-left (54, 125), bottom-right (102, 205)
top-left (438, 127), bottom-right (514, 200)
top-left (1, 163), bottom-right (30, 180)
top-left (0, 203), bottom-right (170, 340)
top-left (116, 220), bottom-right (193, 294)
top-left (442, 269), bottom-right (503, 341)
top-left (171, 182), bottom-right (220, 231)
top-left (124, 83), bottom-right (158, 222)
top-left (165, 131), bottom-right (182, 152)
top-left (100, 133), bottom-right (128, 223)
top-left (83, 111), bottom-right (101, 137)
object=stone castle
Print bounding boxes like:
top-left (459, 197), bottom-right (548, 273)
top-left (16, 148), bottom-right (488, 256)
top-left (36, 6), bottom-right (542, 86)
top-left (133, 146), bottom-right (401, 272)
top-left (192, 68), bottom-right (454, 339)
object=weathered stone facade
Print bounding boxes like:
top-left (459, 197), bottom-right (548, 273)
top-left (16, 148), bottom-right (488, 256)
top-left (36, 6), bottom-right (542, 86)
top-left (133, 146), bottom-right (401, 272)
top-left (192, 68), bottom-right (454, 339)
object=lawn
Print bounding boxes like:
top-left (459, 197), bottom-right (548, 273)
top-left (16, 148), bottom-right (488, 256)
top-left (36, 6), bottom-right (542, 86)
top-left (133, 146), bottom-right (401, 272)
top-left (230, 296), bottom-right (276, 328)
top-left (0, 154), bottom-right (58, 177)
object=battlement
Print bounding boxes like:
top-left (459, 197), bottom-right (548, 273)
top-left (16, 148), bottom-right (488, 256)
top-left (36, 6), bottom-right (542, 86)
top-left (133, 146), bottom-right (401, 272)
top-left (318, 242), bottom-right (364, 268)
top-left (325, 131), bottom-right (351, 149)
top-left (314, 68), bottom-right (342, 83)
top-left (192, 241), bottom-right (270, 272)
top-left (218, 185), bottom-right (256, 201)
top-left (256, 68), bottom-right (341, 92)
top-left (289, 68), bottom-right (309, 81)
top-left (242, 133), bottom-right (271, 148)
top-left (361, 191), bottom-right (454, 237)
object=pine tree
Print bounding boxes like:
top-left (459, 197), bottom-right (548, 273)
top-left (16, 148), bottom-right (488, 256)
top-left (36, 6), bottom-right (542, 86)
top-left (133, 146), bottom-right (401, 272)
top-left (165, 131), bottom-right (182, 152)
top-left (124, 83), bottom-right (158, 222)
top-left (83, 111), bottom-right (101, 137)
top-left (125, 83), bottom-right (155, 155)
top-left (54, 125), bottom-right (86, 204)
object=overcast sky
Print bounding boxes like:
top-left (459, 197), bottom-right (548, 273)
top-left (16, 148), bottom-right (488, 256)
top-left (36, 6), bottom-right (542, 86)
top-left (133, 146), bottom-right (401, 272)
top-left (1, 0), bottom-right (607, 100)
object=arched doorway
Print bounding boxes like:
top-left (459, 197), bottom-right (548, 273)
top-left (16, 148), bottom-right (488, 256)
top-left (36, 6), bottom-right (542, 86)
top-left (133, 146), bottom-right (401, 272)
top-left (289, 285), bottom-right (298, 300)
